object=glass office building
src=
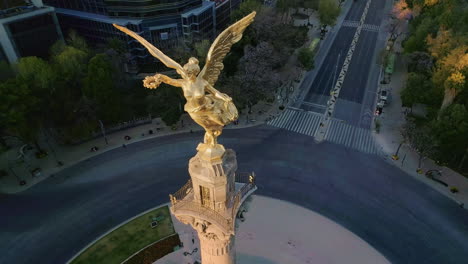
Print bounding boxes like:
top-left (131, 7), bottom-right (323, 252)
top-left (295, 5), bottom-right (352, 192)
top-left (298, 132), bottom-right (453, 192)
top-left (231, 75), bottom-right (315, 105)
top-left (0, 0), bottom-right (63, 63)
top-left (43, 0), bottom-right (219, 70)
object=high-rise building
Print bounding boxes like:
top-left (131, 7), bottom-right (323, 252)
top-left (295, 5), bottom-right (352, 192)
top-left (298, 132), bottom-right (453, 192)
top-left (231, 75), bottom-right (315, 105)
top-left (43, 0), bottom-right (218, 69)
top-left (211, 0), bottom-right (241, 34)
top-left (0, 0), bottom-right (63, 64)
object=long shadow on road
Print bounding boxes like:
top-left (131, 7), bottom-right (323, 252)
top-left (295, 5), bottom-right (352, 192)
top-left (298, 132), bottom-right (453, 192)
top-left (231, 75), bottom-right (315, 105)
top-left (1, 126), bottom-right (468, 264)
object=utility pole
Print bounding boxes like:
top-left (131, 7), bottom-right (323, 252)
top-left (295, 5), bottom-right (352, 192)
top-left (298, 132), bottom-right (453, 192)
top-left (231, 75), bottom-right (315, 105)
top-left (98, 120), bottom-right (108, 145)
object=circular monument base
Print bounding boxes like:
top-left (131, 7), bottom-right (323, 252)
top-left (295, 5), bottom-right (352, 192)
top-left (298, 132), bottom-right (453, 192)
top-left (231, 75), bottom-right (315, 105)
top-left (156, 195), bottom-right (389, 264)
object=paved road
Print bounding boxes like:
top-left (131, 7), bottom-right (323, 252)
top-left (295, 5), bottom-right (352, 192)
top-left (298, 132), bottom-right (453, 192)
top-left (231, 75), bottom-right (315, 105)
top-left (300, 0), bottom-right (388, 128)
top-left (1, 126), bottom-right (468, 264)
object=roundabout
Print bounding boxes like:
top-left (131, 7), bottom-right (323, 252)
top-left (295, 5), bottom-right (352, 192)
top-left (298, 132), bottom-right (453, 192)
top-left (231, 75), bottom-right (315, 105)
top-left (1, 126), bottom-right (468, 264)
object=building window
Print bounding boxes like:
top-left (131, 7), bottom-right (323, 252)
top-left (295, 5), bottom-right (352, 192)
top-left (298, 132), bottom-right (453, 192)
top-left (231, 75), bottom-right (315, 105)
top-left (200, 185), bottom-right (210, 207)
top-left (160, 32), bottom-right (168, 40)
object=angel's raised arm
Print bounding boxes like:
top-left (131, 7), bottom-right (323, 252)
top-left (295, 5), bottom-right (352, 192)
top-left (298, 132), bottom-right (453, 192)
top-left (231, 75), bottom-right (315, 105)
top-left (144, 74), bottom-right (184, 89)
top-left (113, 24), bottom-right (188, 80)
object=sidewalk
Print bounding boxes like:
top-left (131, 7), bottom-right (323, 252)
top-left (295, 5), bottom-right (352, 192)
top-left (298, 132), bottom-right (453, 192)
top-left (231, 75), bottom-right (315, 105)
top-left (372, 53), bottom-right (468, 209)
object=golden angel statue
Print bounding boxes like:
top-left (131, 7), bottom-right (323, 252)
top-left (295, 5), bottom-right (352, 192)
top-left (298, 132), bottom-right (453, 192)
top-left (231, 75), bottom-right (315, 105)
top-left (113, 12), bottom-right (256, 156)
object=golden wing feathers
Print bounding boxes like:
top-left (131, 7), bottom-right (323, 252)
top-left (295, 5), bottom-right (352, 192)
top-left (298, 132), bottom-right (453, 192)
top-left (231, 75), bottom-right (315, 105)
top-left (199, 11), bottom-right (256, 86)
top-left (113, 24), bottom-right (187, 79)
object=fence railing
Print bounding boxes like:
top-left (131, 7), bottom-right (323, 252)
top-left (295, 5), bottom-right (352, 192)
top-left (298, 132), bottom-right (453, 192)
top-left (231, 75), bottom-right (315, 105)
top-left (170, 172), bottom-right (257, 232)
top-left (170, 179), bottom-right (192, 203)
top-left (172, 199), bottom-right (233, 232)
top-left (235, 171), bottom-right (255, 184)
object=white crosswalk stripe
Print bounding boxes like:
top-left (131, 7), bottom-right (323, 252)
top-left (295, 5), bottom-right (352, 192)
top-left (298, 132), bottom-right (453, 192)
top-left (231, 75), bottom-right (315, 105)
top-left (267, 109), bottom-right (380, 155)
top-left (342, 20), bottom-right (380, 33)
top-left (362, 24), bottom-right (380, 32)
top-left (342, 20), bottom-right (360, 27)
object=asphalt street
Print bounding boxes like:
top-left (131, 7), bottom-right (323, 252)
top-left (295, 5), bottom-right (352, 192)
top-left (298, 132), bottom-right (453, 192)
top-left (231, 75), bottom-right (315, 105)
top-left (300, 0), bottom-right (387, 127)
top-left (1, 126), bottom-right (468, 264)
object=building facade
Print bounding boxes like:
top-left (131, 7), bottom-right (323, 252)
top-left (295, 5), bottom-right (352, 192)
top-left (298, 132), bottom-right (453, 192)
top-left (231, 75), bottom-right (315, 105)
top-left (212, 0), bottom-right (241, 34)
top-left (0, 0), bottom-right (63, 64)
top-left (43, 0), bottom-right (222, 69)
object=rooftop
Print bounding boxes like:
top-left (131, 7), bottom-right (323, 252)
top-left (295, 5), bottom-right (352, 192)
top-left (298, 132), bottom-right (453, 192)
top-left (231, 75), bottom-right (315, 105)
top-left (55, 7), bottom-right (142, 26)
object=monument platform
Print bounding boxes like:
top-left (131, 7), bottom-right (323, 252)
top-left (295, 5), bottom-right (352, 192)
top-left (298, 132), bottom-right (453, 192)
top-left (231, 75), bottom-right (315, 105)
top-left (156, 195), bottom-right (390, 264)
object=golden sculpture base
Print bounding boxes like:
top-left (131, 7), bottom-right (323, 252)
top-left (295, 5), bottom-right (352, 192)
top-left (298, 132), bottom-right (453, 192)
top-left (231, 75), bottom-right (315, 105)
top-left (196, 143), bottom-right (226, 162)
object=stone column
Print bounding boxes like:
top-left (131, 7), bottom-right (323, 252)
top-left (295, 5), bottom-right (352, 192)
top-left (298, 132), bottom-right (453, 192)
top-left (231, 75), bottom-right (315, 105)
top-left (198, 231), bottom-right (235, 264)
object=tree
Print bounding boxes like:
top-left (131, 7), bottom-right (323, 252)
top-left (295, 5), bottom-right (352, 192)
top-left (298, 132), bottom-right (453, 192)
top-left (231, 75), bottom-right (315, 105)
top-left (318, 0), bottom-right (340, 26)
top-left (0, 61), bottom-right (14, 81)
top-left (0, 78), bottom-right (42, 149)
top-left (230, 42), bottom-right (281, 110)
top-left (392, 0), bottom-right (412, 20)
top-left (52, 46), bottom-right (88, 85)
top-left (434, 46), bottom-right (468, 112)
top-left (389, 0), bottom-right (412, 42)
top-left (403, 17), bottom-right (436, 53)
top-left (83, 54), bottom-right (122, 123)
top-left (303, 0), bottom-right (319, 10)
top-left (15, 57), bottom-right (58, 151)
top-left (298, 47), bottom-right (315, 70)
top-left (66, 29), bottom-right (89, 54)
top-left (106, 38), bottom-right (126, 55)
top-left (407, 52), bottom-right (433, 74)
top-left (276, 0), bottom-right (292, 22)
top-left (16, 56), bottom-right (56, 92)
top-left (431, 104), bottom-right (468, 168)
top-left (402, 121), bottom-right (436, 169)
top-left (49, 45), bottom-right (89, 134)
top-left (231, 0), bottom-right (262, 21)
top-left (400, 72), bottom-right (432, 107)
top-left (194, 39), bottom-right (211, 67)
top-left (426, 29), bottom-right (453, 59)
top-left (145, 84), bottom-right (184, 126)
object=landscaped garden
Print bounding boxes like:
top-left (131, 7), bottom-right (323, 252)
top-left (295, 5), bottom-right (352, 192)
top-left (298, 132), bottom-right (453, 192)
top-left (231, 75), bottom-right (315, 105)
top-left (71, 206), bottom-right (177, 264)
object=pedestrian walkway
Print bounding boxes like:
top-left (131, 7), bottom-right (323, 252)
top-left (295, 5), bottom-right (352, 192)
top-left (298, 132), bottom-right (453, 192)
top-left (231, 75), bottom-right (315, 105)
top-left (372, 39), bottom-right (468, 208)
top-left (267, 108), bottom-right (322, 137)
top-left (267, 108), bottom-right (379, 155)
top-left (327, 119), bottom-right (379, 154)
top-left (342, 21), bottom-right (380, 33)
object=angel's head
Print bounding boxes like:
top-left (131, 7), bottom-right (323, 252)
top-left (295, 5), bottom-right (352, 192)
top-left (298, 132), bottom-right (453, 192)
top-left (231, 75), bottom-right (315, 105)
top-left (183, 57), bottom-right (200, 81)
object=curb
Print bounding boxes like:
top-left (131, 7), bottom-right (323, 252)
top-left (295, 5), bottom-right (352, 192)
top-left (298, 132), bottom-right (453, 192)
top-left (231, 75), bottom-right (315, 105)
top-left (65, 203), bottom-right (171, 264)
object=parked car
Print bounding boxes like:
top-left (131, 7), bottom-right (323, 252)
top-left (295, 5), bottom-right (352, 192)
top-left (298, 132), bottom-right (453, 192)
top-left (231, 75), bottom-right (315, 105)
top-left (31, 168), bottom-right (42, 177)
top-left (379, 90), bottom-right (391, 105)
top-left (380, 90), bottom-right (388, 101)
top-left (376, 99), bottom-right (385, 108)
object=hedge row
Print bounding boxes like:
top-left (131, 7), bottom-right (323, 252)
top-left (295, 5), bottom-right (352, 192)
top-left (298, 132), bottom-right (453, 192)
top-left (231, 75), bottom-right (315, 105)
top-left (123, 234), bottom-right (181, 264)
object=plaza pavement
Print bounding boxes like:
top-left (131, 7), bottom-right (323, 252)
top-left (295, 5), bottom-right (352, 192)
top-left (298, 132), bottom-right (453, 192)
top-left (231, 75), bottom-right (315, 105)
top-left (156, 195), bottom-right (389, 264)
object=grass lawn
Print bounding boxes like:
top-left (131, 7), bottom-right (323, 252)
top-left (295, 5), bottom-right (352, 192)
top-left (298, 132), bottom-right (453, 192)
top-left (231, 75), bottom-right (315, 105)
top-left (71, 206), bottom-right (175, 264)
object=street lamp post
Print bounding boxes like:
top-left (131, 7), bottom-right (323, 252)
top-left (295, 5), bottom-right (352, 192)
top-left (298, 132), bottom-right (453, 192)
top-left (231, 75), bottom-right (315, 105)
top-left (98, 120), bottom-right (109, 145)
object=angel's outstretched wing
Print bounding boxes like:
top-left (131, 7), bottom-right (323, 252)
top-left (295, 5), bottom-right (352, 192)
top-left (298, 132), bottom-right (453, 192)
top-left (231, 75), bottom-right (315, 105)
top-left (113, 24), bottom-right (187, 79)
top-left (199, 11), bottom-right (256, 86)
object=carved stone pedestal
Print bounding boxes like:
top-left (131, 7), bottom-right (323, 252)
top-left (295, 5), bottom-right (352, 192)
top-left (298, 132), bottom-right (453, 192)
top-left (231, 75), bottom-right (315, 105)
top-left (170, 148), bottom-right (256, 264)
